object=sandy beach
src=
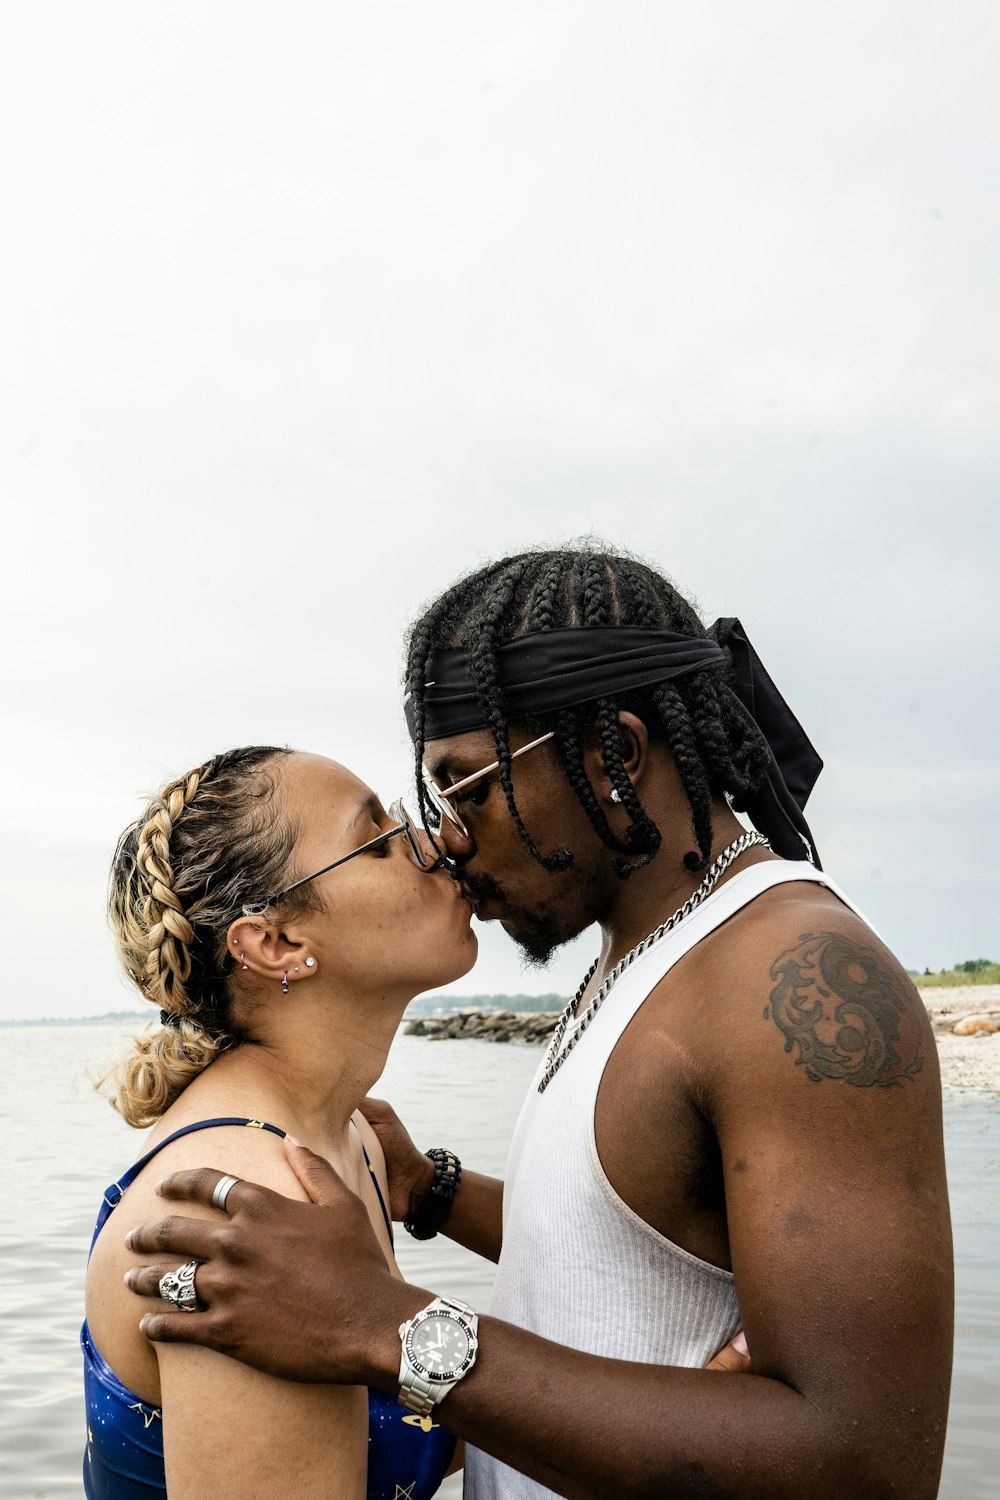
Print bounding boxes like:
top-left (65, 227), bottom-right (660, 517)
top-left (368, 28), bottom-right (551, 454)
top-left (921, 985), bottom-right (1000, 1096)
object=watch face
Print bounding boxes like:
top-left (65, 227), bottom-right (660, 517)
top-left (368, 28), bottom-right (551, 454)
top-left (405, 1312), bottom-right (474, 1382)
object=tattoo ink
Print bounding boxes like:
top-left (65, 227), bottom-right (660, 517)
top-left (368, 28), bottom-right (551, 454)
top-left (764, 932), bottom-right (924, 1087)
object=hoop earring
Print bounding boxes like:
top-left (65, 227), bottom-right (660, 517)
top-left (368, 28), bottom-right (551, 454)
top-left (281, 971), bottom-right (289, 995)
top-left (239, 951), bottom-right (248, 971)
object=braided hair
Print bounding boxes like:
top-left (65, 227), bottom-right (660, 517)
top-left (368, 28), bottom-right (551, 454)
top-left (406, 546), bottom-right (771, 878)
top-left (104, 745), bottom-right (315, 1127)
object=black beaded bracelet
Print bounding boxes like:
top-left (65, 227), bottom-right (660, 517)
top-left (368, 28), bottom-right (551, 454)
top-left (403, 1148), bottom-right (463, 1240)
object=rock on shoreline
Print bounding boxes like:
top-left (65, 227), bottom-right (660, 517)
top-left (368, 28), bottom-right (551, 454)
top-left (405, 1010), bottom-right (560, 1044)
top-left (405, 987), bottom-right (1000, 1097)
top-left (920, 985), bottom-right (1000, 1097)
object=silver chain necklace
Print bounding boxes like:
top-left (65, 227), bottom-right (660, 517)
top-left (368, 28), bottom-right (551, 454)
top-left (537, 830), bottom-right (770, 1093)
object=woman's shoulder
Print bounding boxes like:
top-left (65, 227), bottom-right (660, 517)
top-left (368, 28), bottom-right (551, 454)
top-left (128, 1109), bottom-right (307, 1209)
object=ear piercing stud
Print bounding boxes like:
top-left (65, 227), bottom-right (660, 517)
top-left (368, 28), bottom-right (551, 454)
top-left (610, 787), bottom-right (622, 804)
top-left (304, 957), bottom-right (316, 968)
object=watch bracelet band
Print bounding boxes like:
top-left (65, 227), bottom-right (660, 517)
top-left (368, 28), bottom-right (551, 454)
top-left (397, 1296), bottom-right (478, 1416)
top-left (403, 1148), bottom-right (462, 1240)
top-left (397, 1372), bottom-right (439, 1415)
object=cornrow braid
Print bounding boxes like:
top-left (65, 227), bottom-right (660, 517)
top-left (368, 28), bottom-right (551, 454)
top-left (554, 704), bottom-right (632, 861)
top-left (526, 558), bottom-right (567, 633)
top-left (465, 557), bottom-right (571, 871)
top-left (647, 681), bottom-right (716, 870)
top-left (405, 544), bottom-right (772, 878)
top-left (595, 695), bottom-right (662, 877)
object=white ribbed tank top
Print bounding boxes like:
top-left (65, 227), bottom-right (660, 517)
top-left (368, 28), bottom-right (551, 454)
top-left (464, 859), bottom-right (868, 1500)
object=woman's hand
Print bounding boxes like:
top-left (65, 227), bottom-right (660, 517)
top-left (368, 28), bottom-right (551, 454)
top-left (704, 1329), bottom-right (751, 1374)
top-left (358, 1096), bottom-right (436, 1222)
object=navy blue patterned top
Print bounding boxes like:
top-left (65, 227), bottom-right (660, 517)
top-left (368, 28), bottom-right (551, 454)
top-left (82, 1117), bottom-right (455, 1498)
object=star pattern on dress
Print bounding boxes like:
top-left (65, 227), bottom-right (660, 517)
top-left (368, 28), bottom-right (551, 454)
top-left (393, 1484), bottom-right (417, 1500)
top-left (128, 1401), bottom-right (162, 1429)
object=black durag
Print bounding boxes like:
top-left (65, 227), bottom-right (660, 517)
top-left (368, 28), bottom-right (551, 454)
top-left (404, 621), bottom-right (822, 866)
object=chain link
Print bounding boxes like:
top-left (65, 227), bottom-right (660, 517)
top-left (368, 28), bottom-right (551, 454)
top-left (537, 831), bottom-right (770, 1093)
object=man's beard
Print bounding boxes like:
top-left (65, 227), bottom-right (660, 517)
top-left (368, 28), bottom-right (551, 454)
top-left (457, 871), bottom-right (566, 968)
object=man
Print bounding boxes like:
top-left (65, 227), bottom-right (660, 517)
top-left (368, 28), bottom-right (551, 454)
top-left (126, 547), bottom-right (953, 1498)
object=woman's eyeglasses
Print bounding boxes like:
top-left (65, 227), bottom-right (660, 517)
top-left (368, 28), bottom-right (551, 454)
top-left (241, 799), bottom-right (437, 917)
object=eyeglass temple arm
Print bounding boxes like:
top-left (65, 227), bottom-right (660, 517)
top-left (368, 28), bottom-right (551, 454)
top-left (428, 730), bottom-right (555, 802)
top-left (242, 825), bottom-right (407, 915)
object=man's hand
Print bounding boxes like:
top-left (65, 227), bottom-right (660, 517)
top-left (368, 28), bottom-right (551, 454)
top-left (124, 1142), bottom-right (428, 1383)
top-left (358, 1096), bottom-right (435, 1222)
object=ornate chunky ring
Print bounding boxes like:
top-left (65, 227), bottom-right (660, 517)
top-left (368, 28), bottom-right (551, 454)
top-left (158, 1260), bottom-right (200, 1312)
top-left (211, 1174), bottom-right (240, 1211)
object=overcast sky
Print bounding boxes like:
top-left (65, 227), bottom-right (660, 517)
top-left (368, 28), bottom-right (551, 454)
top-left (2, 2), bottom-right (997, 1020)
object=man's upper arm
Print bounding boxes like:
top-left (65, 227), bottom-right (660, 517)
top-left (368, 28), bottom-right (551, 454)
top-left (711, 912), bottom-right (953, 1493)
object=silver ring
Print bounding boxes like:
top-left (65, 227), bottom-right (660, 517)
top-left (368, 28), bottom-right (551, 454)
top-left (158, 1259), bottom-right (200, 1312)
top-left (211, 1173), bottom-right (241, 1212)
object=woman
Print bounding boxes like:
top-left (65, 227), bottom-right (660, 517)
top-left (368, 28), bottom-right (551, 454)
top-left (84, 744), bottom-right (476, 1499)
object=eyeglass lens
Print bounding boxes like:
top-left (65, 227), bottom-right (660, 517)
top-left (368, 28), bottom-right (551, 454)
top-left (389, 799), bottom-right (442, 869)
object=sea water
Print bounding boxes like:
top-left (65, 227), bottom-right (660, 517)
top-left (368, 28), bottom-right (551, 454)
top-left (1, 1025), bottom-right (997, 1498)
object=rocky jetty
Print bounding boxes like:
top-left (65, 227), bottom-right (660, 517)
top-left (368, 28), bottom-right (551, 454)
top-left (403, 988), bottom-right (1000, 1097)
top-left (405, 1009), bottom-right (560, 1044)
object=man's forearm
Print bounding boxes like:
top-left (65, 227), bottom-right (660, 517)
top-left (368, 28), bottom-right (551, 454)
top-left (366, 1283), bottom-right (909, 1500)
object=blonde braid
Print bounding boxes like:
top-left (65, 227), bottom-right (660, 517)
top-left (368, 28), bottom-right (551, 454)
top-left (134, 769), bottom-right (205, 1015)
top-left (104, 761), bottom-right (226, 1127)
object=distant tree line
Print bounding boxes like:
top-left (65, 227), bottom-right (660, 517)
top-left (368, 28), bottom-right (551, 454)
top-left (911, 959), bottom-right (1000, 987)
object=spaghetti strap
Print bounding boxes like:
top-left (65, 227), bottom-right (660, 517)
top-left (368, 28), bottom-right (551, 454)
top-left (90, 1114), bottom-right (393, 1252)
top-left (89, 1116), bottom-right (285, 1256)
top-left (356, 1131), bottom-right (393, 1243)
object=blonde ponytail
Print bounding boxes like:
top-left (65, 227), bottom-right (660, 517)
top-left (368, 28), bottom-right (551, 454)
top-left (101, 1020), bottom-right (224, 1129)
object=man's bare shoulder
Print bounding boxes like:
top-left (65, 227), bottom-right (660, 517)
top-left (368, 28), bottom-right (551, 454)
top-left (679, 875), bottom-right (934, 1095)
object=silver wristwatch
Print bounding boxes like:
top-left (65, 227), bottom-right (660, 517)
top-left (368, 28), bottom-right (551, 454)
top-left (397, 1295), bottom-right (479, 1416)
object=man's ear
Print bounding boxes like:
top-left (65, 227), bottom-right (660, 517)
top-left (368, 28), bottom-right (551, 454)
top-left (617, 712), bottom-right (649, 782)
top-left (581, 711), bottom-right (651, 805)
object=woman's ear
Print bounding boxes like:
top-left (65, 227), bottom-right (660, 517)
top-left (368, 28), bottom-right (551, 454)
top-left (225, 918), bottom-right (317, 983)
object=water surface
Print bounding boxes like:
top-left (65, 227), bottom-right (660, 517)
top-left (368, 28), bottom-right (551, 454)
top-left (1, 1026), bottom-right (995, 1497)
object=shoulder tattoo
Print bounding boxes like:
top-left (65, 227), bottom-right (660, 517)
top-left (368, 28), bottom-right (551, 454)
top-left (764, 931), bottom-right (924, 1087)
